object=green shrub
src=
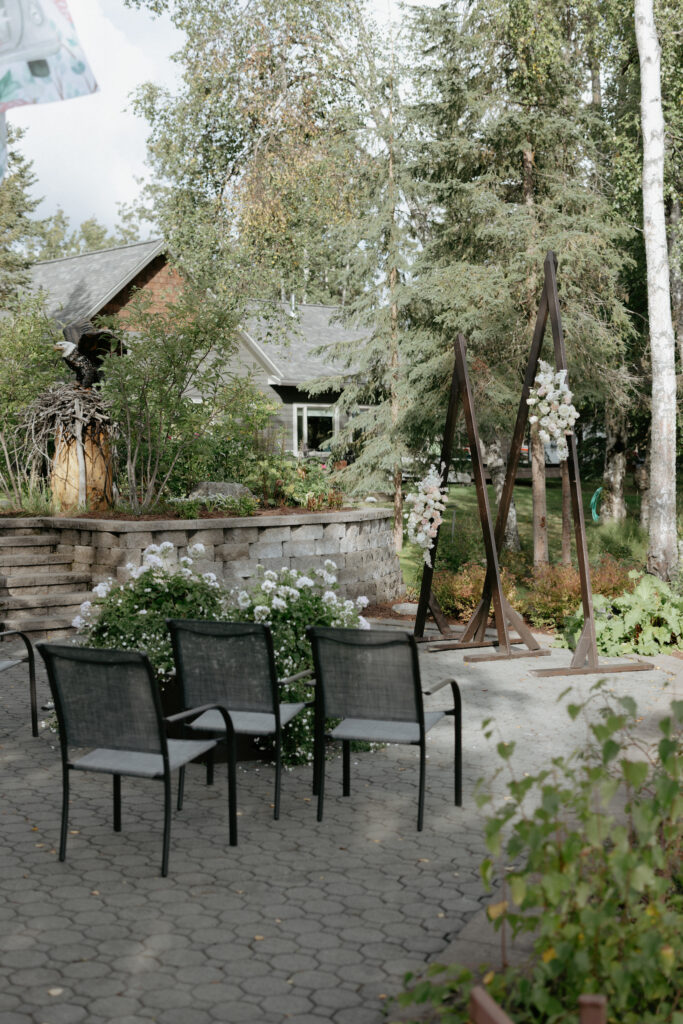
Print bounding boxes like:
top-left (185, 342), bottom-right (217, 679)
top-left (562, 572), bottom-right (683, 656)
top-left (169, 493), bottom-right (259, 518)
top-left (394, 693), bottom-right (683, 1024)
top-left (245, 455), bottom-right (342, 509)
top-left (225, 563), bottom-right (369, 765)
top-left (75, 541), bottom-right (226, 677)
top-left (432, 562), bottom-right (517, 620)
top-left (522, 556), bottom-right (635, 630)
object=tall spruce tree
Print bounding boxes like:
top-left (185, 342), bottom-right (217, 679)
top-left (409, 0), bottom-right (634, 559)
top-left (0, 125), bottom-right (42, 303)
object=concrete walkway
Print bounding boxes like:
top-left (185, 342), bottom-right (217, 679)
top-left (0, 634), bottom-right (679, 1024)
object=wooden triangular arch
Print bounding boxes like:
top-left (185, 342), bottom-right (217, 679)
top-left (413, 334), bottom-right (549, 659)
top-left (463, 252), bottom-right (652, 674)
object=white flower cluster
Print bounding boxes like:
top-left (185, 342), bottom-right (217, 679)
top-left (404, 466), bottom-right (448, 567)
top-left (72, 540), bottom-right (219, 630)
top-left (526, 361), bottom-right (579, 461)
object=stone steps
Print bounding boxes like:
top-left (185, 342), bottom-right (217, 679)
top-left (0, 528), bottom-right (91, 640)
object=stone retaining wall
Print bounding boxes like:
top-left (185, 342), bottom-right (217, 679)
top-left (45, 508), bottom-right (404, 603)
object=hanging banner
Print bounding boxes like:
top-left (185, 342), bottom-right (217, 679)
top-left (0, 0), bottom-right (97, 178)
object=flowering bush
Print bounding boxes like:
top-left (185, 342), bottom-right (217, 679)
top-left (405, 465), bottom-right (448, 566)
top-left (74, 542), bottom-right (226, 677)
top-left (432, 562), bottom-right (518, 620)
top-left (226, 561), bottom-right (370, 765)
top-left (526, 360), bottom-right (579, 460)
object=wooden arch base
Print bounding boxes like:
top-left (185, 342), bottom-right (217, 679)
top-left (463, 252), bottom-right (652, 676)
top-left (414, 335), bottom-right (549, 660)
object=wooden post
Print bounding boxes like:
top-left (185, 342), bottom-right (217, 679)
top-left (414, 338), bottom-right (546, 658)
top-left (464, 251), bottom-right (652, 674)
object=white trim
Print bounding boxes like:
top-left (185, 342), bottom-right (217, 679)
top-left (291, 403), bottom-right (337, 454)
top-left (237, 327), bottom-right (283, 379)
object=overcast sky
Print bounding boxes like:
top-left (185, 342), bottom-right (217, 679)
top-left (7, 0), bottom-right (410, 239)
top-left (9, 0), bottom-right (183, 236)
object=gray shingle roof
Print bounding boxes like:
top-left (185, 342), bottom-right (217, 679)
top-left (29, 239), bottom-right (164, 325)
top-left (28, 240), bottom-right (366, 384)
top-left (243, 305), bottom-right (365, 384)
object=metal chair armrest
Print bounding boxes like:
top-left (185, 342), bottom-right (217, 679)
top-left (165, 703), bottom-right (234, 733)
top-left (278, 668), bottom-right (316, 686)
top-left (422, 676), bottom-right (457, 696)
top-left (1, 630), bottom-right (37, 737)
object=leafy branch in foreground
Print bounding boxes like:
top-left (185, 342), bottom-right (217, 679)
top-left (393, 689), bottom-right (682, 1024)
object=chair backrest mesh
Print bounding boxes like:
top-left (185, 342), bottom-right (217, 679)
top-left (307, 627), bottom-right (422, 722)
top-left (38, 644), bottom-right (163, 753)
top-left (168, 620), bottom-right (276, 713)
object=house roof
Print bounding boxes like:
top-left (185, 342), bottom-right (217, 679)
top-left (28, 240), bottom-right (366, 385)
top-left (241, 305), bottom-right (364, 386)
top-left (29, 238), bottom-right (165, 326)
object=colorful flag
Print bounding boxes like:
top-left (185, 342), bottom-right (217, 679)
top-left (0, 0), bottom-right (97, 178)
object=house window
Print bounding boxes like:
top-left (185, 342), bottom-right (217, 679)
top-left (293, 405), bottom-right (337, 454)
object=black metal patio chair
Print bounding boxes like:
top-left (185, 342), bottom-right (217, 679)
top-left (306, 626), bottom-right (462, 830)
top-left (1, 629), bottom-right (38, 736)
top-left (37, 643), bottom-right (236, 876)
top-left (167, 619), bottom-right (313, 838)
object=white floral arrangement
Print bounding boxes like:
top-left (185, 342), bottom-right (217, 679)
top-left (404, 465), bottom-right (448, 566)
top-left (526, 360), bottom-right (579, 461)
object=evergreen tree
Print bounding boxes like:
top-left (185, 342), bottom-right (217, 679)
top-left (0, 125), bottom-right (42, 302)
top-left (408, 0), bottom-right (634, 558)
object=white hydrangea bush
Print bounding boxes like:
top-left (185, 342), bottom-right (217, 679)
top-left (527, 360), bottom-right (579, 461)
top-left (73, 541), bottom-right (226, 677)
top-left (228, 561), bottom-right (370, 765)
top-left (404, 465), bottom-right (448, 566)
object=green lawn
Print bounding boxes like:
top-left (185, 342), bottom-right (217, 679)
top-left (399, 477), bottom-right (652, 590)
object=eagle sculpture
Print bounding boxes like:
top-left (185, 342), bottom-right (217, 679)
top-left (54, 329), bottom-right (101, 389)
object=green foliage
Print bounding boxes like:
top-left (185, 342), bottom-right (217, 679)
top-left (27, 206), bottom-right (143, 262)
top-left (523, 556), bottom-right (635, 629)
top-left (432, 563), bottom-right (518, 621)
top-left (0, 125), bottom-right (43, 301)
top-left (76, 541), bottom-right (226, 678)
top-left (245, 456), bottom-right (343, 510)
top-left (394, 693), bottom-right (683, 1024)
top-left (163, 377), bottom-right (278, 497)
top-left (226, 563), bottom-right (369, 765)
top-left (99, 287), bottom-right (247, 512)
top-left (0, 294), bottom-right (63, 428)
top-left (562, 573), bottom-right (683, 656)
top-left (586, 517), bottom-right (649, 567)
top-left (169, 493), bottom-right (259, 519)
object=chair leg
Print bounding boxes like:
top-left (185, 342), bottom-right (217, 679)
top-left (454, 707), bottom-right (462, 808)
top-left (227, 736), bottom-right (238, 846)
top-left (177, 766), bottom-right (185, 811)
top-left (113, 775), bottom-right (121, 832)
top-left (161, 772), bottom-right (172, 878)
top-left (273, 734), bottom-right (282, 821)
top-left (206, 747), bottom-right (215, 787)
top-left (452, 683), bottom-right (463, 807)
top-left (59, 766), bottom-right (69, 862)
top-left (342, 740), bottom-right (350, 797)
top-left (417, 741), bottom-right (426, 832)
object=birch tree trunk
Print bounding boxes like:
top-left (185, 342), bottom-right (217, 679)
top-left (531, 422), bottom-right (549, 566)
top-left (601, 403), bottom-right (628, 522)
top-left (667, 197), bottom-right (683, 371)
top-left (483, 437), bottom-right (521, 551)
top-left (561, 461), bottom-right (572, 565)
top-left (635, 0), bottom-right (678, 579)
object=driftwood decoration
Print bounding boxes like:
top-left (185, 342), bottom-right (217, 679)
top-left (463, 252), bottom-right (652, 675)
top-left (413, 335), bottom-right (549, 659)
top-left (22, 383), bottom-right (114, 512)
